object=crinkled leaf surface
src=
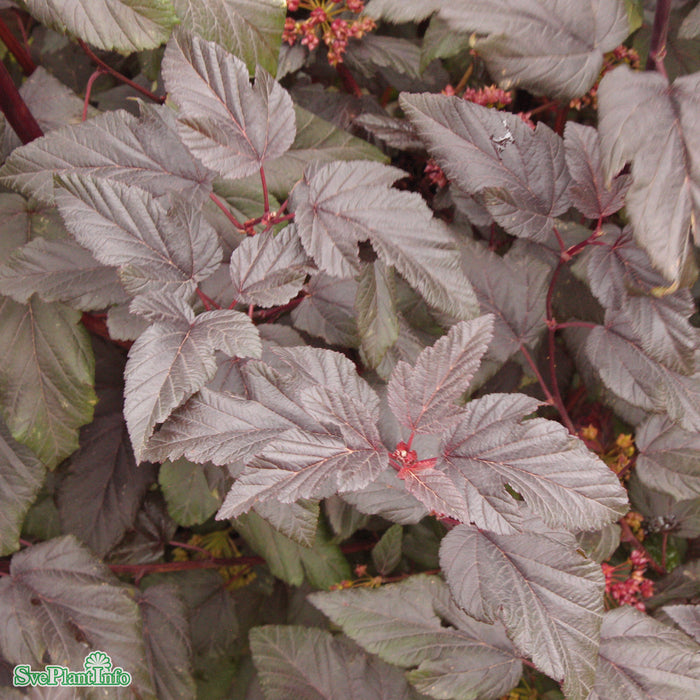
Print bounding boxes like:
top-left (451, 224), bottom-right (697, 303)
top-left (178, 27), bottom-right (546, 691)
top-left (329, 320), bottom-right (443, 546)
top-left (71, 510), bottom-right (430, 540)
top-left (252, 498), bottom-right (319, 547)
top-left (172, 0), bottom-right (286, 76)
top-left (440, 522), bottom-right (605, 700)
top-left (138, 583), bottom-right (196, 700)
top-left (125, 296), bottom-right (261, 460)
top-left (439, 0), bottom-right (630, 100)
top-left (0, 238), bottom-right (128, 311)
top-left (366, 0), bottom-right (440, 23)
top-left (437, 393), bottom-right (628, 533)
top-left (388, 315), bottom-right (494, 434)
top-left (583, 310), bottom-right (700, 432)
top-left (162, 30), bottom-right (295, 180)
top-left (250, 625), bottom-right (422, 700)
top-left (401, 94), bottom-right (571, 241)
top-left (598, 66), bottom-right (700, 283)
top-left (563, 122), bottom-right (630, 219)
top-left (635, 414), bottom-right (700, 500)
top-left (460, 241), bottom-right (548, 362)
top-left (0, 297), bottom-right (95, 469)
top-left (55, 174), bottom-right (222, 297)
top-left (291, 160), bottom-right (477, 318)
top-left (590, 607), bottom-right (700, 700)
top-left (0, 104), bottom-right (214, 206)
top-left (24, 0), bottom-right (178, 53)
top-left (229, 224), bottom-right (312, 308)
top-left (0, 420), bottom-right (45, 557)
top-left (0, 536), bottom-right (154, 695)
top-left (310, 575), bottom-right (522, 700)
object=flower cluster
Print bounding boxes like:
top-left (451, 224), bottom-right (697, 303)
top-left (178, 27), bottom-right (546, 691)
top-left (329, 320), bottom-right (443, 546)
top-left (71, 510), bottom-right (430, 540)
top-left (579, 424), bottom-right (636, 481)
top-left (463, 84), bottom-right (513, 108)
top-left (570, 44), bottom-right (640, 110)
top-left (283, 0), bottom-right (376, 66)
top-left (602, 549), bottom-right (654, 611)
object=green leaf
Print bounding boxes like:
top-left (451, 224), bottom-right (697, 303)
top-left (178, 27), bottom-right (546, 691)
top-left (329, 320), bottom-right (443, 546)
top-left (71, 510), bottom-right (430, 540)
top-left (159, 458), bottom-right (225, 526)
top-left (0, 420), bottom-right (45, 557)
top-left (371, 524), bottom-right (403, 576)
top-left (24, 0), bottom-right (179, 54)
top-left (0, 297), bottom-right (96, 468)
top-left (420, 15), bottom-right (472, 72)
top-left (355, 261), bottom-right (400, 370)
top-left (253, 105), bottom-right (389, 199)
top-left (233, 510), bottom-right (350, 589)
top-left (172, 0), bottom-right (286, 76)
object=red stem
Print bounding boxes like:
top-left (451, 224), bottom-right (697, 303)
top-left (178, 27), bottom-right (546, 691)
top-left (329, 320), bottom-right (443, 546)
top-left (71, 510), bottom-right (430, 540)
top-left (82, 69), bottom-right (106, 121)
top-left (253, 292), bottom-right (307, 322)
top-left (196, 287), bottom-right (220, 310)
top-left (518, 343), bottom-right (556, 408)
top-left (661, 531), bottom-right (668, 571)
top-left (336, 62), bottom-right (362, 98)
top-left (0, 59), bottom-right (43, 144)
top-left (209, 192), bottom-right (246, 231)
top-left (0, 15), bottom-right (35, 75)
top-left (646, 0), bottom-right (672, 78)
top-left (619, 519), bottom-right (666, 575)
top-left (77, 39), bottom-right (165, 104)
top-left (554, 320), bottom-right (597, 331)
top-left (260, 166), bottom-right (270, 213)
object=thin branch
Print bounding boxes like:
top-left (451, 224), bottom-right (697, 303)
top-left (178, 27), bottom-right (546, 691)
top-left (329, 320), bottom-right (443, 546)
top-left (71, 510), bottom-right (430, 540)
top-left (209, 192), bottom-right (246, 231)
top-left (518, 343), bottom-right (556, 407)
top-left (336, 62), bottom-right (362, 98)
top-left (0, 60), bottom-right (43, 144)
top-left (619, 518), bottom-right (666, 575)
top-left (0, 15), bottom-right (35, 75)
top-left (260, 166), bottom-right (270, 213)
top-left (196, 287), bottom-right (220, 310)
top-left (646, 0), bottom-right (672, 77)
top-left (554, 320), bottom-right (597, 331)
top-left (77, 39), bottom-right (165, 104)
top-left (82, 68), bottom-right (106, 121)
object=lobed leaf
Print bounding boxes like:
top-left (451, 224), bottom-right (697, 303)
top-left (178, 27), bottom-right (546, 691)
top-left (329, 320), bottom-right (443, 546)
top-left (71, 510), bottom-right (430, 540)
top-left (589, 607), bottom-right (700, 699)
top-left (0, 536), bottom-right (154, 694)
top-left (438, 393), bottom-right (628, 533)
top-left (55, 174), bottom-right (222, 297)
top-left (0, 105), bottom-right (214, 206)
top-left (635, 414), bottom-right (700, 500)
top-left (439, 0), bottom-right (630, 100)
top-left (663, 605), bottom-right (700, 644)
top-left (598, 66), bottom-right (700, 283)
top-left (387, 315), bottom-right (494, 434)
top-left (229, 224), bottom-right (312, 308)
top-left (310, 575), bottom-right (523, 700)
top-left (125, 298), bottom-right (261, 460)
top-left (162, 29), bottom-right (295, 180)
top-left (440, 522), bottom-right (605, 700)
top-left (250, 625), bottom-right (422, 700)
top-left (401, 94), bottom-right (571, 241)
top-left (563, 122), bottom-right (630, 220)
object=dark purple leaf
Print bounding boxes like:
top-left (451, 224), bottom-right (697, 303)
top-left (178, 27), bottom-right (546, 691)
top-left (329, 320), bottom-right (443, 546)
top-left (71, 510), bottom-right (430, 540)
top-left (0, 104), bottom-right (214, 205)
top-left (439, 393), bottom-right (628, 533)
top-left (0, 238), bottom-right (127, 311)
top-left (162, 30), bottom-right (295, 180)
top-left (663, 605), bottom-right (700, 644)
top-left (229, 224), bottom-right (312, 308)
top-left (138, 584), bottom-right (196, 700)
top-left (590, 607), bottom-right (700, 699)
top-left (440, 522), bottom-right (605, 700)
top-left (563, 122), bottom-right (630, 219)
top-left (55, 174), bottom-right (222, 297)
top-left (439, 0), bottom-right (630, 99)
top-left (401, 94), bottom-right (571, 241)
top-left (460, 242), bottom-right (548, 362)
top-left (125, 297), bottom-right (261, 460)
top-left (598, 66), bottom-right (700, 283)
top-left (250, 625), bottom-right (422, 700)
top-left (310, 575), bottom-right (523, 700)
top-left (387, 315), bottom-right (494, 434)
top-left (0, 536), bottom-right (154, 695)
top-left (636, 414), bottom-right (700, 500)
